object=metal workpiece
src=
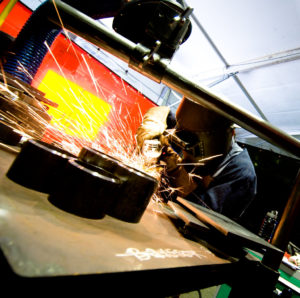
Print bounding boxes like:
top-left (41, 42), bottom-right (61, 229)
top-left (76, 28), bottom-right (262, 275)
top-left (48, 159), bottom-right (122, 219)
top-left (0, 122), bottom-right (22, 146)
top-left (6, 139), bottom-right (76, 193)
top-left (6, 141), bottom-right (158, 222)
top-left (79, 147), bottom-right (158, 223)
top-left (78, 147), bottom-right (122, 173)
top-left (106, 160), bottom-right (158, 223)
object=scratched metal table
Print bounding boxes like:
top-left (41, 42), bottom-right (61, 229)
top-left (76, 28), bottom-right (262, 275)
top-left (0, 145), bottom-right (242, 296)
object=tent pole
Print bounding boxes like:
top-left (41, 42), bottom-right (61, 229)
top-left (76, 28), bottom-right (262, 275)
top-left (189, 11), bottom-right (268, 121)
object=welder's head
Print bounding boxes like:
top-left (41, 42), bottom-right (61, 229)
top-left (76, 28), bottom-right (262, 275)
top-left (175, 97), bottom-right (234, 163)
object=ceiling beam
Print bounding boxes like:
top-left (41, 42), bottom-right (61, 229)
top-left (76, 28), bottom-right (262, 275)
top-left (186, 4), bottom-right (269, 121)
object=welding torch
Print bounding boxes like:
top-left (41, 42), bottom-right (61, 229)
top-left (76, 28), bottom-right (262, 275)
top-left (141, 130), bottom-right (210, 168)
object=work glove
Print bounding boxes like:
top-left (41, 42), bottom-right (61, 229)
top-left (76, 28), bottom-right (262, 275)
top-left (136, 106), bottom-right (170, 151)
top-left (136, 106), bottom-right (197, 198)
top-left (160, 146), bottom-right (182, 172)
top-left (160, 146), bottom-right (198, 198)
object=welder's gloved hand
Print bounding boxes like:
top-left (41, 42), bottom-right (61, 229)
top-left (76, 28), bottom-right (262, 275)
top-left (161, 146), bottom-right (182, 172)
top-left (136, 106), bottom-right (170, 151)
top-left (161, 146), bottom-right (198, 198)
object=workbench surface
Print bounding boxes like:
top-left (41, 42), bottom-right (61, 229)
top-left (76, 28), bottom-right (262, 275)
top-left (0, 145), bottom-right (240, 296)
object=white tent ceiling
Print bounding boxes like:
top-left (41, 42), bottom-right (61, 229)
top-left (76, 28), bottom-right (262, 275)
top-left (172, 0), bottom-right (300, 135)
top-left (21, 0), bottom-right (300, 157)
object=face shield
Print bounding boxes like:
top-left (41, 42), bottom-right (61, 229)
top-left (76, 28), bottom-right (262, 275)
top-left (172, 97), bottom-right (234, 163)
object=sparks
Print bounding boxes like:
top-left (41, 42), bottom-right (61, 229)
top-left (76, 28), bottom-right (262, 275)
top-left (0, 3), bottom-right (191, 204)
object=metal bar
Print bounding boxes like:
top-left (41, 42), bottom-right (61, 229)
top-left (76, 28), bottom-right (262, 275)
top-left (272, 170), bottom-right (300, 250)
top-left (207, 72), bottom-right (236, 88)
top-left (227, 47), bottom-right (300, 75)
top-left (195, 47), bottom-right (300, 83)
top-left (232, 75), bottom-right (268, 121)
top-left (262, 169), bottom-right (300, 270)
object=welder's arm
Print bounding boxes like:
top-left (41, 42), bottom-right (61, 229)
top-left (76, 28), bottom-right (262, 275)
top-left (160, 146), bottom-right (198, 197)
top-left (136, 106), bottom-right (197, 197)
top-left (136, 106), bottom-right (171, 150)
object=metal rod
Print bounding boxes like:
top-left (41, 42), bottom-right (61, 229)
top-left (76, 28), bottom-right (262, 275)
top-left (207, 72), bottom-right (236, 88)
top-left (232, 75), bottom-right (268, 121)
top-left (272, 170), bottom-right (300, 251)
top-left (194, 47), bottom-right (300, 83)
top-left (262, 169), bottom-right (300, 270)
top-left (220, 48), bottom-right (300, 78)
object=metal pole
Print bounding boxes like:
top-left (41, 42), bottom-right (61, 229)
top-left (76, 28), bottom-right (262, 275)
top-left (232, 75), bottom-right (268, 121)
top-left (262, 170), bottom-right (300, 269)
top-left (272, 170), bottom-right (300, 250)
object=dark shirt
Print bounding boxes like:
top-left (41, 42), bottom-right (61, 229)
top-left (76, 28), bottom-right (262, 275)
top-left (186, 147), bottom-right (257, 221)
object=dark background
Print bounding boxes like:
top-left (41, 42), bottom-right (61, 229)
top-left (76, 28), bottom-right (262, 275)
top-left (240, 143), bottom-right (300, 248)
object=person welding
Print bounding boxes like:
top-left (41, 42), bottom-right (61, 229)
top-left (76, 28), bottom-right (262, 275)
top-left (136, 97), bottom-right (257, 222)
